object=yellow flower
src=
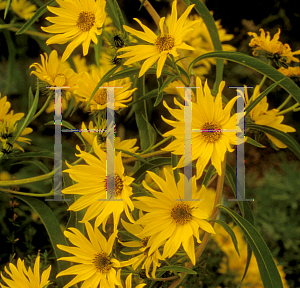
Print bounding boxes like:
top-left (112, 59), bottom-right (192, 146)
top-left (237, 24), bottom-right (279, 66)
top-left (162, 77), bottom-right (237, 178)
top-left (74, 68), bottom-right (136, 112)
top-left (245, 85), bottom-right (295, 148)
top-left (0, 256), bottom-right (51, 288)
top-left (30, 50), bottom-right (79, 113)
top-left (124, 274), bottom-right (146, 288)
top-left (0, 94), bottom-right (32, 155)
top-left (119, 219), bottom-right (163, 278)
top-left (62, 137), bottom-right (135, 231)
top-left (81, 120), bottom-right (139, 156)
top-left (0, 1), bottom-right (6, 10)
top-left (117, 0), bottom-right (198, 78)
top-left (248, 28), bottom-right (300, 64)
top-left (174, 13), bottom-right (236, 77)
top-left (133, 169), bottom-right (216, 265)
top-left (42, 0), bottom-right (106, 62)
top-left (57, 222), bottom-right (122, 288)
top-left (10, 0), bottom-right (36, 20)
top-left (163, 79), bottom-right (196, 102)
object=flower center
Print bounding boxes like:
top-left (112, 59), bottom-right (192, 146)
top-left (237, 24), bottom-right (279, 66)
top-left (171, 203), bottom-right (192, 225)
top-left (141, 236), bottom-right (150, 248)
top-left (201, 121), bottom-right (222, 143)
top-left (77, 11), bottom-right (95, 31)
top-left (92, 252), bottom-right (112, 273)
top-left (155, 34), bottom-right (175, 53)
top-left (94, 88), bottom-right (107, 105)
top-left (104, 174), bottom-right (123, 197)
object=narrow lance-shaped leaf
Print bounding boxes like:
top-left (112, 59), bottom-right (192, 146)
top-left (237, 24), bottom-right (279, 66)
top-left (17, 0), bottom-right (57, 34)
top-left (218, 205), bottom-right (284, 288)
top-left (247, 123), bottom-right (300, 160)
top-left (13, 195), bottom-right (70, 288)
top-left (188, 51), bottom-right (300, 105)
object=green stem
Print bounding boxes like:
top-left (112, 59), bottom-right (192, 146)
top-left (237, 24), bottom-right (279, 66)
top-left (0, 171), bottom-right (54, 187)
top-left (293, 106), bottom-right (300, 112)
top-left (277, 103), bottom-right (299, 115)
top-left (141, 135), bottom-right (172, 155)
top-left (0, 187), bottom-right (54, 197)
top-left (277, 94), bottom-right (292, 110)
top-left (31, 94), bottom-right (53, 121)
top-left (171, 55), bottom-right (189, 87)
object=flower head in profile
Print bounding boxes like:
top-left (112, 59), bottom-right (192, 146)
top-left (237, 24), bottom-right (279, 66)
top-left (248, 29), bottom-right (300, 67)
top-left (133, 169), bottom-right (216, 265)
top-left (0, 94), bottom-right (32, 155)
top-left (0, 256), bottom-right (51, 288)
top-left (42, 0), bottom-right (106, 61)
top-left (119, 219), bottom-right (163, 278)
top-left (62, 137), bottom-right (135, 231)
top-left (245, 86), bottom-right (295, 148)
top-left (117, 0), bottom-right (198, 78)
top-left (81, 120), bottom-right (139, 156)
top-left (162, 77), bottom-right (237, 178)
top-left (74, 69), bottom-right (136, 112)
top-left (57, 222), bottom-right (122, 288)
top-left (10, 0), bottom-right (37, 20)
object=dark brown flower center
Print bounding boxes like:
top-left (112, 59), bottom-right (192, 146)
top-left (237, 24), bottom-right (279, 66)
top-left (171, 203), bottom-right (192, 225)
top-left (94, 88), bottom-right (107, 105)
top-left (104, 174), bottom-right (124, 197)
top-left (77, 11), bottom-right (95, 31)
top-left (155, 34), bottom-right (175, 53)
top-left (92, 252), bottom-right (112, 273)
top-left (201, 121), bottom-right (222, 143)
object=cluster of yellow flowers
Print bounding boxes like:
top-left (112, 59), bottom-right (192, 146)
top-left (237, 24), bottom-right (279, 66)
top-left (1, 0), bottom-right (298, 287)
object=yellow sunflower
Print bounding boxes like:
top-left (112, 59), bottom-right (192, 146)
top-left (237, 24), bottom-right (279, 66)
top-left (133, 169), bottom-right (216, 265)
top-left (245, 85), bottom-right (295, 148)
top-left (0, 256), bottom-right (51, 288)
top-left (57, 222), bottom-right (122, 288)
top-left (81, 120), bottom-right (139, 156)
top-left (62, 137), bottom-right (135, 231)
top-left (119, 219), bottom-right (163, 278)
top-left (42, 0), bottom-right (106, 62)
top-left (73, 68), bottom-right (136, 112)
top-left (248, 28), bottom-right (300, 64)
top-left (162, 77), bottom-right (237, 178)
top-left (117, 0), bottom-right (198, 78)
top-left (10, 0), bottom-right (36, 20)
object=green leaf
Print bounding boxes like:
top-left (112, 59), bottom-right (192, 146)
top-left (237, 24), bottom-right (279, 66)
top-left (218, 205), bottom-right (284, 288)
top-left (11, 160), bottom-right (50, 173)
top-left (245, 79), bottom-right (284, 115)
top-left (106, 0), bottom-right (126, 35)
top-left (247, 123), bottom-right (300, 160)
top-left (246, 136), bottom-right (266, 148)
top-left (0, 19), bottom-right (16, 95)
top-left (157, 265), bottom-right (197, 275)
top-left (189, 0), bottom-right (224, 93)
top-left (203, 164), bottom-right (216, 187)
top-left (134, 76), bottom-right (157, 151)
top-left (211, 219), bottom-right (240, 256)
top-left (139, 0), bottom-right (146, 11)
top-left (127, 89), bottom-right (158, 107)
top-left (154, 76), bottom-right (164, 107)
top-left (16, 0), bottom-right (57, 34)
top-left (4, 0), bottom-right (12, 19)
top-left (182, 0), bottom-right (190, 6)
top-left (12, 81), bottom-right (39, 144)
top-left (13, 195), bottom-right (70, 288)
top-left (12, 151), bottom-right (54, 159)
top-left (132, 157), bottom-right (171, 183)
top-left (188, 51), bottom-right (300, 105)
